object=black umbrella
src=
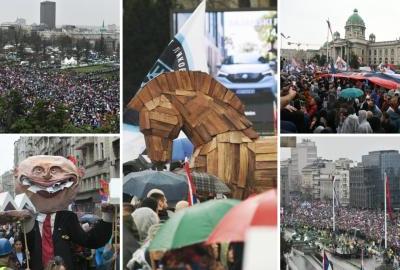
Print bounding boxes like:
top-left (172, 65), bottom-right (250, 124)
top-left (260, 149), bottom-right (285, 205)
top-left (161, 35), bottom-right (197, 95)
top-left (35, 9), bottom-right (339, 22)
top-left (123, 170), bottom-right (188, 203)
top-left (176, 170), bottom-right (231, 194)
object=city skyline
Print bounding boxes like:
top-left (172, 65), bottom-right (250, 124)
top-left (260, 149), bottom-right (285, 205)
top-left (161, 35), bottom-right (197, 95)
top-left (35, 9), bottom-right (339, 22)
top-left (281, 136), bottom-right (400, 162)
top-left (0, 0), bottom-right (120, 27)
top-left (281, 0), bottom-right (400, 49)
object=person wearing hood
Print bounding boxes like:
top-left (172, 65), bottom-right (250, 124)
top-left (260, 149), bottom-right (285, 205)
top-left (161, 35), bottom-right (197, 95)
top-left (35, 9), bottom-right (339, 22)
top-left (357, 110), bottom-right (373, 133)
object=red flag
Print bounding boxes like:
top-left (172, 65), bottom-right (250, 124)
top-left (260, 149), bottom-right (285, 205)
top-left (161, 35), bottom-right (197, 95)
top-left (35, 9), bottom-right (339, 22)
top-left (99, 179), bottom-right (109, 203)
top-left (184, 158), bottom-right (197, 206)
top-left (386, 175), bottom-right (394, 220)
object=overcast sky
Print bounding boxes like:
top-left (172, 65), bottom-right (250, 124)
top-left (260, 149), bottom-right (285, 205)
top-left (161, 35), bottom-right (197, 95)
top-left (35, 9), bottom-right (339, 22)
top-left (280, 0), bottom-right (400, 49)
top-left (281, 136), bottom-right (400, 163)
top-left (0, 136), bottom-right (19, 176)
top-left (0, 0), bottom-right (120, 26)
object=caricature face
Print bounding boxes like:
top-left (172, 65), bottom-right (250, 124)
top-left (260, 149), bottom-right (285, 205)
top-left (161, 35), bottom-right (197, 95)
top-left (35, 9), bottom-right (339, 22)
top-left (14, 155), bottom-right (82, 213)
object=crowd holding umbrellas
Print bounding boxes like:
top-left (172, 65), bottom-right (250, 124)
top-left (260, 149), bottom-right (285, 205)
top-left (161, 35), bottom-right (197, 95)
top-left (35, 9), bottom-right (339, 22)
top-left (123, 160), bottom-right (277, 270)
top-left (280, 58), bottom-right (400, 133)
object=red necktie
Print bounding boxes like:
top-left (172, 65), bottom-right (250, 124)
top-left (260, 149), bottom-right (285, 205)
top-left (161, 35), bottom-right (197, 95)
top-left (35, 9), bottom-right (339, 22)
top-left (42, 214), bottom-right (54, 267)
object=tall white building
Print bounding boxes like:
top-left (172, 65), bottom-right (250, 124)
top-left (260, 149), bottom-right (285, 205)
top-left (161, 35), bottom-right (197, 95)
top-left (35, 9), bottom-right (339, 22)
top-left (289, 139), bottom-right (317, 194)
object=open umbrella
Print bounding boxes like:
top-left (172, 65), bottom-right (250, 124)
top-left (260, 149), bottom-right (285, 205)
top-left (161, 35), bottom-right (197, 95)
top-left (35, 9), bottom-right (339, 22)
top-left (123, 170), bottom-right (188, 203)
top-left (339, 88), bottom-right (364, 99)
top-left (207, 189), bottom-right (277, 244)
top-left (175, 170), bottom-right (231, 194)
top-left (172, 138), bottom-right (194, 161)
top-left (80, 214), bottom-right (100, 223)
top-left (149, 199), bottom-right (239, 251)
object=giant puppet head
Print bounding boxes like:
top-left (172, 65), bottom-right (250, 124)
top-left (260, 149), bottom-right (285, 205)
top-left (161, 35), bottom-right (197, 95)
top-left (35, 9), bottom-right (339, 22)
top-left (14, 155), bottom-right (83, 213)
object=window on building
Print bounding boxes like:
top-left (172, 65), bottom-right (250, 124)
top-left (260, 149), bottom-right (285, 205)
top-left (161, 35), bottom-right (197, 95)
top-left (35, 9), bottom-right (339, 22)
top-left (100, 143), bottom-right (104, 159)
top-left (369, 50), bottom-right (371, 55)
top-left (374, 50), bottom-right (377, 56)
top-left (385, 49), bottom-right (388, 55)
top-left (391, 49), bottom-right (394, 55)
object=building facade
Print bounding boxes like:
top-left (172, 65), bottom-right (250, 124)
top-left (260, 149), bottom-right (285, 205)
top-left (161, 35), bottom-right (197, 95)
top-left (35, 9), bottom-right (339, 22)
top-left (13, 136), bottom-right (120, 213)
top-left (361, 150), bottom-right (400, 209)
top-left (40, 1), bottom-right (56, 30)
top-left (321, 9), bottom-right (400, 66)
top-left (349, 166), bottom-right (380, 209)
top-left (0, 170), bottom-right (14, 197)
top-left (289, 139), bottom-right (318, 194)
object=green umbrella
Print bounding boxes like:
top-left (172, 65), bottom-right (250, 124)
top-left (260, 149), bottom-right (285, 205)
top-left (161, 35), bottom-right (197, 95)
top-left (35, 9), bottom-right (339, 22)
top-left (149, 199), bottom-right (239, 251)
top-left (339, 87), bottom-right (364, 99)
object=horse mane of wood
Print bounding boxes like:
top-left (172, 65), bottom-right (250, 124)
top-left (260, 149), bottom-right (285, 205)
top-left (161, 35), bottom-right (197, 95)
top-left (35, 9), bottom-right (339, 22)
top-left (128, 71), bottom-right (276, 199)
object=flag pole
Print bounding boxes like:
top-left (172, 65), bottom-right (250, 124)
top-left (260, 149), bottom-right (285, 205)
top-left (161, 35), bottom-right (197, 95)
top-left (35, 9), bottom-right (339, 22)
top-left (326, 19), bottom-right (329, 64)
top-left (332, 176), bottom-right (335, 233)
top-left (384, 172), bottom-right (387, 249)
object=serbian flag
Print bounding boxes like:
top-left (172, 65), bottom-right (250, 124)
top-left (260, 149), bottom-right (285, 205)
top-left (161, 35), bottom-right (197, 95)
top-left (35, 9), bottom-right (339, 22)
top-left (323, 251), bottom-right (333, 270)
top-left (99, 179), bottom-right (109, 203)
top-left (385, 173), bottom-right (394, 221)
top-left (184, 158), bottom-right (197, 206)
top-left (141, 0), bottom-right (207, 87)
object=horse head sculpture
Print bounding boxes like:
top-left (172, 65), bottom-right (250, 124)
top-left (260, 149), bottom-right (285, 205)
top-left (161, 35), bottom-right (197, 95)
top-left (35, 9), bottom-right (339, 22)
top-left (128, 71), bottom-right (275, 198)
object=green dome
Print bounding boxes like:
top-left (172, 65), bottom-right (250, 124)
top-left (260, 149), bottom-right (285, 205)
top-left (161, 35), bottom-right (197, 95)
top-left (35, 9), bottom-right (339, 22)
top-left (346, 9), bottom-right (365, 27)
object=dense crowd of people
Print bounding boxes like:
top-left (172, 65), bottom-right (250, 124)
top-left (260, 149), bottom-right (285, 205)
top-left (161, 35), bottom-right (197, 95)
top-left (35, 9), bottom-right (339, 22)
top-left (283, 199), bottom-right (400, 252)
top-left (280, 59), bottom-right (400, 133)
top-left (0, 65), bottom-right (119, 129)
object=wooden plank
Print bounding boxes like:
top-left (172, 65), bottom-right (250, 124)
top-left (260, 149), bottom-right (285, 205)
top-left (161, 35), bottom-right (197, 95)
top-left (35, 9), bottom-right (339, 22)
top-left (229, 131), bottom-right (244, 144)
top-left (211, 81), bottom-right (228, 101)
top-left (237, 144), bottom-right (249, 188)
top-left (178, 71), bottom-right (193, 90)
top-left (229, 95), bottom-right (244, 113)
top-left (166, 72), bottom-right (179, 93)
top-left (196, 124), bottom-right (212, 143)
top-left (255, 153), bottom-right (277, 162)
top-left (175, 90), bottom-right (196, 96)
top-left (193, 155), bottom-right (207, 168)
top-left (217, 143), bottom-right (226, 180)
top-left (149, 119), bottom-right (176, 132)
top-left (222, 90), bottom-right (236, 104)
top-left (127, 97), bottom-right (144, 111)
top-left (242, 127), bottom-right (259, 139)
top-left (222, 143), bottom-right (234, 184)
top-left (139, 110), bottom-right (151, 130)
top-left (199, 137), bottom-right (217, 155)
top-left (170, 96), bottom-right (191, 123)
top-left (149, 111), bottom-right (179, 125)
top-left (137, 86), bottom-right (153, 105)
top-left (144, 96), bottom-right (161, 111)
top-left (254, 141), bottom-right (277, 154)
top-left (155, 74), bottom-right (169, 92)
top-left (206, 149), bottom-right (218, 176)
top-left (256, 161), bottom-right (277, 170)
top-left (199, 73), bottom-right (212, 95)
top-left (155, 106), bottom-right (179, 116)
top-left (147, 81), bottom-right (163, 99)
top-left (216, 133), bottom-right (230, 143)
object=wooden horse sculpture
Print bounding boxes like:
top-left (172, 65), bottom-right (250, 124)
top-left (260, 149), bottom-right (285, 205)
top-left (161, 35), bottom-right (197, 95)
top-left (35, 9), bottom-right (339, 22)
top-left (128, 71), bottom-right (276, 199)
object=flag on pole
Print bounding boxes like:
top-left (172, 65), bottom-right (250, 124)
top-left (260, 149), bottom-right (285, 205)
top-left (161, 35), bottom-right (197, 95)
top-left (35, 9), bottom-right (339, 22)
top-left (386, 174), bottom-right (394, 220)
top-left (335, 56), bottom-right (348, 71)
top-left (140, 0), bottom-right (208, 87)
top-left (326, 19), bottom-right (334, 40)
top-left (323, 251), bottom-right (333, 270)
top-left (184, 158), bottom-right (197, 206)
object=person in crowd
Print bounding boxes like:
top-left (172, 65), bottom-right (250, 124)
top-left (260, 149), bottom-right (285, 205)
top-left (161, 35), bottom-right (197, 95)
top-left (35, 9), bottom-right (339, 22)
top-left (9, 239), bottom-right (27, 270)
top-left (0, 238), bottom-right (14, 270)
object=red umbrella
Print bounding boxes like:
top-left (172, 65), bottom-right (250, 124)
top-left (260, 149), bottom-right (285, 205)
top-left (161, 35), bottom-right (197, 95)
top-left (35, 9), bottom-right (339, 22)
top-left (206, 189), bottom-right (277, 244)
